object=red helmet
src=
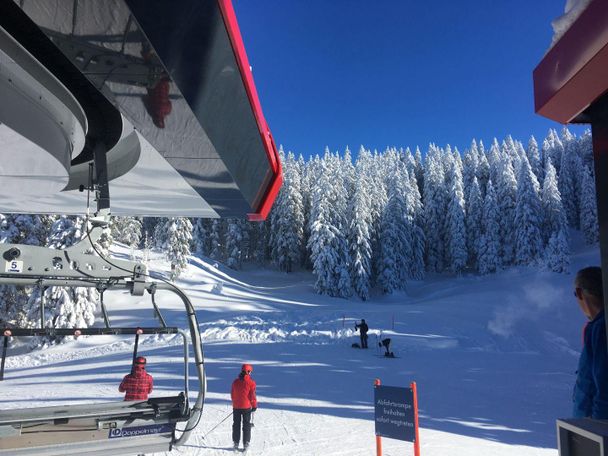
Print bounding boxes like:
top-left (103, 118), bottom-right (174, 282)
top-left (241, 363), bottom-right (253, 374)
top-left (135, 356), bottom-right (147, 366)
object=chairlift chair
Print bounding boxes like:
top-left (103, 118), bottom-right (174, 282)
top-left (0, 219), bottom-right (206, 456)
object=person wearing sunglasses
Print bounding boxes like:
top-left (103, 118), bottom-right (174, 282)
top-left (572, 267), bottom-right (608, 419)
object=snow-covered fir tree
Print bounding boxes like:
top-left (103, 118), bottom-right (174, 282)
top-left (209, 219), bottom-right (224, 261)
top-left (466, 177), bottom-right (483, 270)
top-left (580, 166), bottom-right (599, 245)
top-left (111, 216), bottom-right (142, 258)
top-left (298, 153), bottom-right (312, 268)
top-left (545, 227), bottom-right (570, 273)
top-left (413, 146), bottom-right (424, 195)
top-left (165, 217), bottom-right (193, 279)
top-left (476, 143), bottom-right (490, 198)
top-left (526, 136), bottom-right (542, 183)
top-left (444, 160), bottom-right (467, 273)
top-left (192, 218), bottom-right (210, 257)
top-left (307, 153), bottom-right (351, 297)
top-left (270, 150), bottom-right (304, 272)
top-left (559, 128), bottom-right (579, 228)
top-left (407, 171), bottom-right (426, 280)
top-left (347, 162), bottom-right (373, 300)
top-left (423, 147), bottom-right (446, 272)
top-left (540, 160), bottom-right (570, 272)
top-left (495, 156), bottom-right (518, 267)
top-left (541, 161), bottom-right (566, 243)
top-left (225, 219), bottom-right (243, 270)
top-left (153, 218), bottom-right (169, 250)
top-left (543, 129), bottom-right (564, 175)
top-left (378, 173), bottom-right (410, 294)
top-left (514, 157), bottom-right (543, 265)
top-left (478, 180), bottom-right (501, 274)
top-left (463, 140), bottom-right (479, 191)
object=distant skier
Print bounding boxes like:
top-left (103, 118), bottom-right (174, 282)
top-left (231, 363), bottom-right (258, 451)
top-left (379, 338), bottom-right (395, 357)
top-left (355, 319), bottom-right (369, 348)
top-left (119, 356), bottom-right (154, 401)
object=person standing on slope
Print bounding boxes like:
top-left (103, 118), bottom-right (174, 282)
top-left (119, 356), bottom-right (154, 401)
top-left (355, 319), bottom-right (369, 348)
top-left (572, 267), bottom-right (608, 419)
top-left (231, 363), bottom-right (257, 451)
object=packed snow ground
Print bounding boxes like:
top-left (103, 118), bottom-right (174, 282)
top-left (0, 237), bottom-right (600, 455)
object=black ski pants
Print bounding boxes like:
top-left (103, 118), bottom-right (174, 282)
top-left (232, 408), bottom-right (252, 445)
top-left (360, 333), bottom-right (368, 348)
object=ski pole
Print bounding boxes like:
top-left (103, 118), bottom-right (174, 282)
top-left (251, 411), bottom-right (255, 428)
top-left (0, 335), bottom-right (8, 381)
top-left (201, 411), bottom-right (233, 440)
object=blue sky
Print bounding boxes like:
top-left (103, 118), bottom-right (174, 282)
top-left (233, 0), bottom-right (587, 158)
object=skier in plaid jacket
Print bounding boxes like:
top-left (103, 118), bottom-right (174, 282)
top-left (119, 356), bottom-right (154, 401)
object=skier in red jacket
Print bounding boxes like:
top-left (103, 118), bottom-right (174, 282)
top-left (231, 363), bottom-right (257, 451)
top-left (119, 356), bottom-right (154, 401)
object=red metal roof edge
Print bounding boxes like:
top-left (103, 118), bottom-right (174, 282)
top-left (216, 0), bottom-right (283, 222)
top-left (533, 0), bottom-right (608, 123)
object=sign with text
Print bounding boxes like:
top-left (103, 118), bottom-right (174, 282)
top-left (108, 422), bottom-right (175, 439)
top-left (374, 385), bottom-right (415, 442)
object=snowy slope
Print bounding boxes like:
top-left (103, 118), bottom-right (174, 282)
top-left (0, 238), bottom-right (599, 455)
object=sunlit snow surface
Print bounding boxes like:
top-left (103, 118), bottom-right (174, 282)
top-left (0, 235), bottom-right (599, 455)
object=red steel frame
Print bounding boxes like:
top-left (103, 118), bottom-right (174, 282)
top-left (216, 0), bottom-right (283, 222)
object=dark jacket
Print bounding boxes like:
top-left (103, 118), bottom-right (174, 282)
top-left (231, 374), bottom-right (257, 410)
top-left (356, 322), bottom-right (369, 335)
top-left (119, 364), bottom-right (153, 401)
top-left (573, 310), bottom-right (608, 419)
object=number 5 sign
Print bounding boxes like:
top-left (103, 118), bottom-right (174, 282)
top-left (5, 260), bottom-right (23, 273)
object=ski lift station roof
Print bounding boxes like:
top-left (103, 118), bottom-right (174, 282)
top-left (0, 0), bottom-right (282, 220)
top-left (533, 0), bottom-right (608, 124)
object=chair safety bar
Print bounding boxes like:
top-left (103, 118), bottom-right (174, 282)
top-left (2, 327), bottom-right (180, 337)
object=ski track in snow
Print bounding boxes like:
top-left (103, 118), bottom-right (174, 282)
top-left (0, 242), bottom-right (599, 455)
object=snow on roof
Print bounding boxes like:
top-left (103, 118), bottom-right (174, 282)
top-left (551, 0), bottom-right (593, 47)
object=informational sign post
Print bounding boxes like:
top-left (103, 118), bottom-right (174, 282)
top-left (373, 379), bottom-right (420, 456)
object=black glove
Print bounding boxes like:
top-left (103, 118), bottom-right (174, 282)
top-left (251, 407), bottom-right (257, 412)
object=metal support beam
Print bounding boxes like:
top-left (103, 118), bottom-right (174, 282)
top-left (98, 288), bottom-right (111, 328)
top-left (590, 93), bottom-right (608, 351)
top-left (93, 141), bottom-right (110, 214)
top-left (150, 286), bottom-right (168, 328)
top-left (38, 282), bottom-right (45, 329)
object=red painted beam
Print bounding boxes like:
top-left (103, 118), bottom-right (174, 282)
top-left (533, 0), bottom-right (608, 124)
top-left (217, 0), bottom-right (283, 222)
